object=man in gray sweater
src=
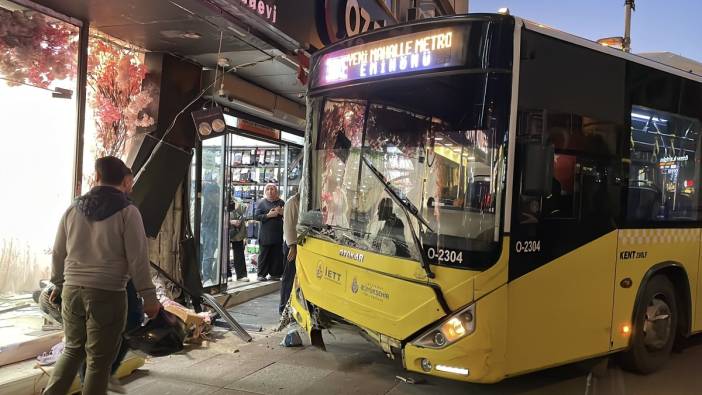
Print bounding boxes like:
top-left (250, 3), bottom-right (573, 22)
top-left (44, 156), bottom-right (161, 395)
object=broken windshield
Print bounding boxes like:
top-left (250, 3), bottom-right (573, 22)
top-left (301, 72), bottom-right (511, 269)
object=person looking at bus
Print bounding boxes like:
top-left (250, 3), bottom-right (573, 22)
top-left (228, 198), bottom-right (249, 282)
top-left (44, 156), bottom-right (161, 395)
top-left (255, 183), bottom-right (285, 281)
top-left (279, 192), bottom-right (300, 314)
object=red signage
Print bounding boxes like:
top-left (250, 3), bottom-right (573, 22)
top-left (237, 118), bottom-right (280, 140)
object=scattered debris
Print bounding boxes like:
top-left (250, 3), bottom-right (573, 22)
top-left (280, 329), bottom-right (303, 347)
top-left (396, 375), bottom-right (425, 385)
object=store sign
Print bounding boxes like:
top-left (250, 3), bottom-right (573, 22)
top-left (271, 0), bottom-right (395, 50)
top-left (341, 0), bottom-right (385, 39)
top-left (659, 155), bottom-right (689, 163)
top-left (320, 0), bottom-right (394, 45)
top-left (315, 28), bottom-right (462, 87)
top-left (239, 0), bottom-right (278, 24)
top-left (237, 118), bottom-right (280, 140)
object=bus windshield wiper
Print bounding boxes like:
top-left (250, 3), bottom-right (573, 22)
top-left (361, 155), bottom-right (436, 279)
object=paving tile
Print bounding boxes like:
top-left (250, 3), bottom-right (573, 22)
top-left (212, 389), bottom-right (264, 395)
top-left (121, 376), bottom-right (222, 395)
top-left (144, 345), bottom-right (222, 372)
top-left (120, 369), bottom-right (157, 392)
top-left (303, 369), bottom-right (398, 395)
top-left (226, 362), bottom-right (332, 395)
top-left (138, 353), bottom-right (258, 387)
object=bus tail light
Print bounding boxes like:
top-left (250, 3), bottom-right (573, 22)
top-left (413, 304), bottom-right (475, 349)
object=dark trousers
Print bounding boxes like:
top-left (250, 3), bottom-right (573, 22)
top-left (228, 240), bottom-right (247, 279)
top-left (79, 280), bottom-right (143, 382)
top-left (280, 243), bottom-right (296, 314)
top-left (258, 243), bottom-right (283, 278)
top-left (44, 286), bottom-right (126, 395)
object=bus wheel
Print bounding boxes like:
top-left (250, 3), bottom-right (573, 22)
top-left (621, 275), bottom-right (678, 374)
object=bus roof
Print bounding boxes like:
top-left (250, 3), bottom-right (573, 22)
top-left (520, 17), bottom-right (702, 84)
top-left (309, 13), bottom-right (702, 86)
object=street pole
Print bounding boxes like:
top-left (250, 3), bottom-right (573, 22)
top-left (624, 0), bottom-right (635, 52)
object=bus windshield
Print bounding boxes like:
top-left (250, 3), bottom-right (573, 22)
top-left (301, 72), bottom-right (511, 269)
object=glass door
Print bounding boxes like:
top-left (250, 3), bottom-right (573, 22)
top-left (200, 135), bottom-right (225, 288)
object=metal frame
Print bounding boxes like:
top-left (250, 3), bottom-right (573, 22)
top-left (73, 21), bottom-right (89, 198)
top-left (503, 18), bottom-right (523, 234)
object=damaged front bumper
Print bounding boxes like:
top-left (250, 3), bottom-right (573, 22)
top-left (291, 277), bottom-right (509, 383)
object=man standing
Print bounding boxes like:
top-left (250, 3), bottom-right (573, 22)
top-left (279, 192), bottom-right (299, 314)
top-left (44, 156), bottom-right (161, 395)
top-left (228, 198), bottom-right (249, 282)
top-left (254, 183), bottom-right (284, 281)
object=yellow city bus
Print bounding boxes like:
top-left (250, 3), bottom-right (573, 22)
top-left (289, 13), bottom-right (702, 382)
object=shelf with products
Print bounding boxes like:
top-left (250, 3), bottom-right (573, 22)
top-left (230, 165), bottom-right (281, 169)
top-left (230, 147), bottom-right (283, 168)
top-left (230, 167), bottom-right (281, 185)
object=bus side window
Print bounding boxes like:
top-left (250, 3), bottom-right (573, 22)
top-left (627, 105), bottom-right (702, 222)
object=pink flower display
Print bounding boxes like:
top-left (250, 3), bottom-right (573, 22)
top-left (0, 8), bottom-right (155, 159)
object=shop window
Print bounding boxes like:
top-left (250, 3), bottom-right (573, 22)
top-left (0, 2), bottom-right (78, 352)
top-left (627, 105), bottom-right (701, 222)
top-left (80, 31), bottom-right (153, 192)
top-left (223, 133), bottom-right (292, 284)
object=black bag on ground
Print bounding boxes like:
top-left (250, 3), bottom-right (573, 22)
top-left (125, 308), bottom-right (187, 357)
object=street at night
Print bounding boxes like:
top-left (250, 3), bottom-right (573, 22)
top-left (1, 1), bottom-right (702, 394)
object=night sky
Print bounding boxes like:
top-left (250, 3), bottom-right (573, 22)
top-left (470, 0), bottom-right (702, 62)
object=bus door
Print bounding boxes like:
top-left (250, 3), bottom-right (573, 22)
top-left (506, 110), bottom-right (620, 374)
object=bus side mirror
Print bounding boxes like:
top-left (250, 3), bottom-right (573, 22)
top-left (522, 143), bottom-right (554, 197)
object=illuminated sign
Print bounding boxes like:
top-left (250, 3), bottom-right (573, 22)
top-left (314, 28), bottom-right (464, 88)
top-left (659, 155), bottom-right (689, 163)
top-left (240, 0), bottom-right (277, 24)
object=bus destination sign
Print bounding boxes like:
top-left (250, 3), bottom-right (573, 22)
top-left (314, 28), bottom-right (464, 88)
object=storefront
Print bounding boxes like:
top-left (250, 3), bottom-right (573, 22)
top-left (194, 112), bottom-right (305, 290)
top-left (0, 0), bottom-right (457, 378)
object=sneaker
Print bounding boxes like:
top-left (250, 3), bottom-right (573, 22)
top-left (269, 276), bottom-right (281, 281)
top-left (257, 277), bottom-right (267, 281)
top-left (237, 277), bottom-right (250, 282)
top-left (108, 376), bottom-right (126, 394)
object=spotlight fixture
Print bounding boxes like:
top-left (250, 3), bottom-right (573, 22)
top-left (191, 107), bottom-right (226, 137)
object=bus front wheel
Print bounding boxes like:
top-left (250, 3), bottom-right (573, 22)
top-left (620, 274), bottom-right (678, 374)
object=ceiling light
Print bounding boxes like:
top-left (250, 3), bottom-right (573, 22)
top-left (228, 26), bottom-right (248, 37)
top-left (217, 57), bottom-right (230, 68)
top-left (179, 32), bottom-right (202, 39)
top-left (192, 107), bottom-right (226, 137)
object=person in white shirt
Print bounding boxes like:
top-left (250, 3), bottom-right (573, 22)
top-left (279, 193), bottom-right (299, 314)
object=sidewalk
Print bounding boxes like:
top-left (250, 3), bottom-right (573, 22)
top-left (118, 293), bottom-right (476, 395)
top-left (118, 293), bottom-right (408, 394)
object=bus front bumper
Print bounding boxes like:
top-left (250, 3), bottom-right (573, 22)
top-left (291, 276), bottom-right (508, 383)
top-left (403, 286), bottom-right (507, 383)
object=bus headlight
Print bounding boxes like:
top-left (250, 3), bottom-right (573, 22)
top-left (413, 304), bottom-right (475, 349)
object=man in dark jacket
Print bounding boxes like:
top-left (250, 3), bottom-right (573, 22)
top-left (44, 156), bottom-right (160, 395)
top-left (254, 183), bottom-right (285, 281)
